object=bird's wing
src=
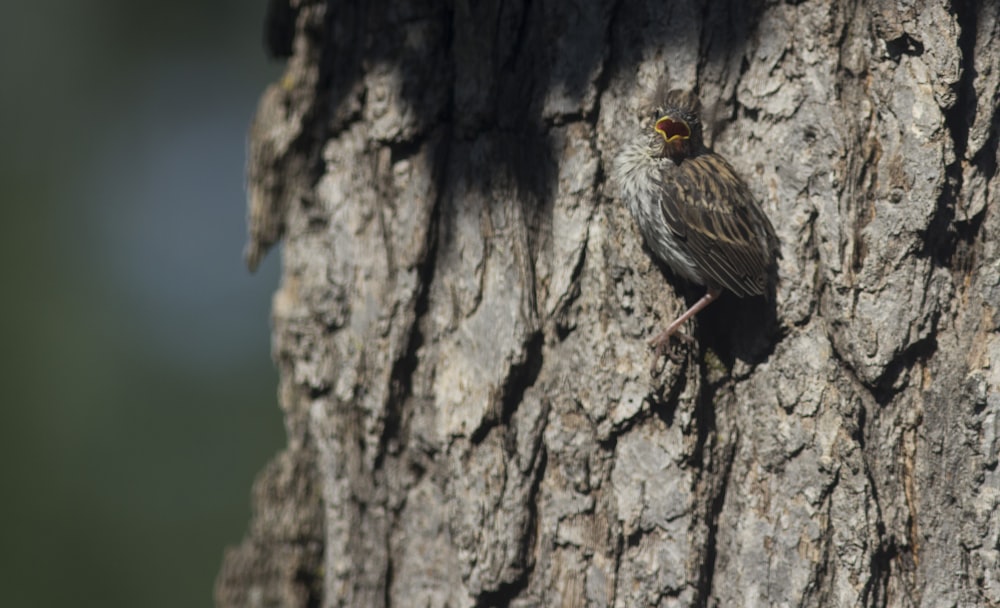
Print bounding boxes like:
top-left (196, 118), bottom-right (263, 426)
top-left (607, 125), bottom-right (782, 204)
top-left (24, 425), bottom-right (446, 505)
top-left (657, 154), bottom-right (779, 297)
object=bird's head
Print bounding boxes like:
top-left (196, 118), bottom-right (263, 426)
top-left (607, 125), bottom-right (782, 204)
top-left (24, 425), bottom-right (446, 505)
top-left (647, 89), bottom-right (703, 163)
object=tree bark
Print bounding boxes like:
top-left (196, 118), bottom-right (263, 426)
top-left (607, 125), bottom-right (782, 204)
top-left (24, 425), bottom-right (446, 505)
top-left (217, 0), bottom-right (1000, 606)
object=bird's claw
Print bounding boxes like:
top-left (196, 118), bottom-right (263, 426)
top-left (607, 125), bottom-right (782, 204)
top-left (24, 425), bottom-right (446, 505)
top-left (648, 330), bottom-right (693, 374)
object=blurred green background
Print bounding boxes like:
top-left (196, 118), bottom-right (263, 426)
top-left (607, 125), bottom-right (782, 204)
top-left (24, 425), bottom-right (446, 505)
top-left (0, 2), bottom-right (286, 606)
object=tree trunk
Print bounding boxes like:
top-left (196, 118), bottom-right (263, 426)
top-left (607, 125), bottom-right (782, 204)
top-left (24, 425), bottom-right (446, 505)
top-left (217, 0), bottom-right (1000, 606)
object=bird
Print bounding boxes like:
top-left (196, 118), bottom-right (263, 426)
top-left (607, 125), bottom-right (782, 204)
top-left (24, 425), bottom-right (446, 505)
top-left (613, 88), bottom-right (780, 365)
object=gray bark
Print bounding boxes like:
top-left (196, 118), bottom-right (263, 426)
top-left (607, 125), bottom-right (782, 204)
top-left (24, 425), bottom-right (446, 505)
top-left (217, 0), bottom-right (1000, 606)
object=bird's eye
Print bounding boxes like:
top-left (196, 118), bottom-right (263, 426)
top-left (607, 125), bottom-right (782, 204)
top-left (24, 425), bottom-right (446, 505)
top-left (654, 117), bottom-right (691, 142)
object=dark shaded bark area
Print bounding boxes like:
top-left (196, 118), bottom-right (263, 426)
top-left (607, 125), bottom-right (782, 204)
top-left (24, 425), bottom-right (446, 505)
top-left (218, 0), bottom-right (1000, 606)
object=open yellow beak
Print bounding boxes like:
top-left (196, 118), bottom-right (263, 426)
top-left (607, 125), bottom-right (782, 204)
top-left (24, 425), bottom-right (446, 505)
top-left (654, 117), bottom-right (691, 143)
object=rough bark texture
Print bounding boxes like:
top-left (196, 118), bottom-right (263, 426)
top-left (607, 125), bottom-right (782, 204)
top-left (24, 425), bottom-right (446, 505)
top-left (217, 1), bottom-right (1000, 606)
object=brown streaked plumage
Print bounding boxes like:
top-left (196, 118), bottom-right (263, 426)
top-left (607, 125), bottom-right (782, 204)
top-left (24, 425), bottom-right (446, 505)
top-left (613, 88), bottom-right (779, 366)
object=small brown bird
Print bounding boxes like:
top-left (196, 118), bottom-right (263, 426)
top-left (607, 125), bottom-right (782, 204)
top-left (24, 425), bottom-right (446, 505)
top-left (614, 88), bottom-right (779, 363)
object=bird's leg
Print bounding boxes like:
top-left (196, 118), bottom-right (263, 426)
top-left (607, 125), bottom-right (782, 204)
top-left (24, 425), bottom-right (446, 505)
top-left (649, 288), bottom-right (721, 363)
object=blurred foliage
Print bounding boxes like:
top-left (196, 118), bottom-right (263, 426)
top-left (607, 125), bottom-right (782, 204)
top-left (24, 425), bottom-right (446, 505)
top-left (0, 1), bottom-right (286, 606)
